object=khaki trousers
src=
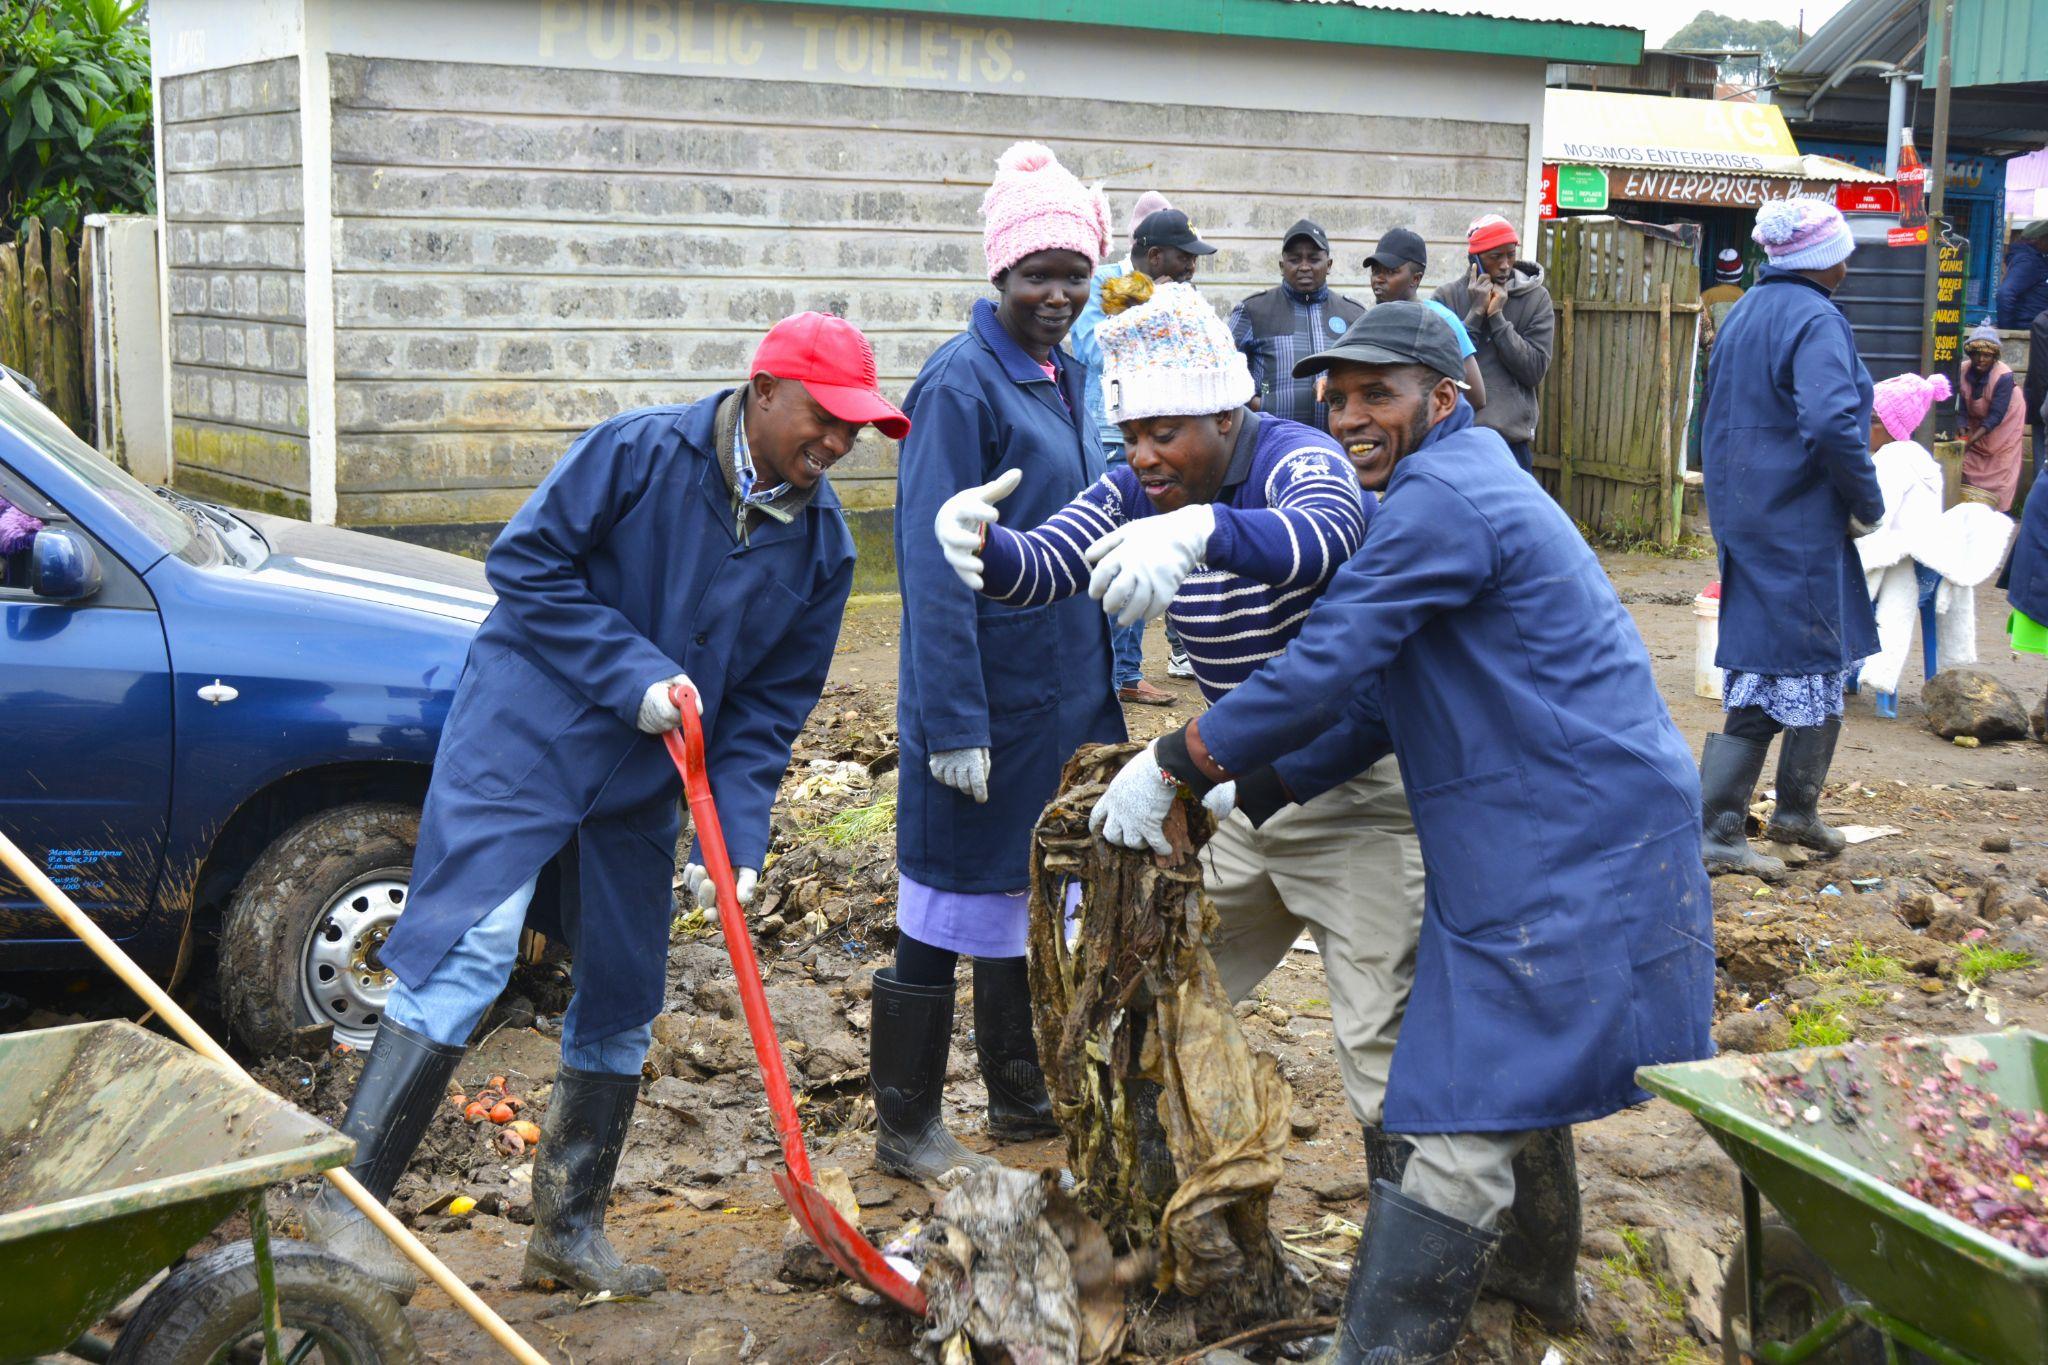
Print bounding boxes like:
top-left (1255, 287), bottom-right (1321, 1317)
top-left (1200, 756), bottom-right (1425, 1126)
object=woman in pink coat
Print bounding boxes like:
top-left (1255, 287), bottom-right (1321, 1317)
top-left (1960, 322), bottom-right (2025, 511)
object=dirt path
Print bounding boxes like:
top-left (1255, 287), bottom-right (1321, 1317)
top-left (32, 556), bottom-right (2048, 1363)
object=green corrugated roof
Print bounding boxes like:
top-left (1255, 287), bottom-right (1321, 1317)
top-left (750, 0), bottom-right (1644, 65)
top-left (1935, 0), bottom-right (2048, 88)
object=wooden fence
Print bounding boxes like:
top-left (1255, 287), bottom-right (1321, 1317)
top-left (1532, 216), bottom-right (1702, 545)
top-left (0, 219), bottom-right (92, 439)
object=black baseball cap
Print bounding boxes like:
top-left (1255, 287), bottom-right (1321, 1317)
top-left (1133, 209), bottom-right (1218, 256)
top-left (1292, 301), bottom-right (1465, 384)
top-left (1282, 218), bottom-right (1330, 253)
top-left (1362, 227), bottom-right (1427, 273)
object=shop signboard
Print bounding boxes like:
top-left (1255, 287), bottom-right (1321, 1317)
top-left (1540, 162), bottom-right (1558, 219)
top-left (1836, 183), bottom-right (1900, 214)
top-left (1611, 169), bottom-right (1830, 206)
top-left (1931, 234), bottom-right (1969, 382)
top-left (1555, 163), bottom-right (1608, 211)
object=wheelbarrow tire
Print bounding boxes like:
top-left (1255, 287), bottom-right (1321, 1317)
top-left (109, 1238), bottom-right (421, 1365)
top-left (220, 801), bottom-right (420, 1056)
top-left (1718, 1218), bottom-right (1885, 1365)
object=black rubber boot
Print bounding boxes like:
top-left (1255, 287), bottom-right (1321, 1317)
top-left (973, 957), bottom-right (1059, 1141)
top-left (1485, 1127), bottom-right (1583, 1331)
top-left (1320, 1180), bottom-right (1499, 1364)
top-left (1765, 720), bottom-right (1847, 855)
top-left (301, 1019), bottom-right (464, 1300)
top-left (523, 1065), bottom-right (667, 1296)
top-left (1362, 1126), bottom-right (1412, 1191)
top-left (1699, 733), bottom-right (1786, 880)
top-left (871, 968), bottom-right (996, 1181)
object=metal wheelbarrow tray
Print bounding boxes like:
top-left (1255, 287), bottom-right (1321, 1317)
top-left (0, 1019), bottom-right (353, 1361)
top-left (1640, 1030), bottom-right (2048, 1365)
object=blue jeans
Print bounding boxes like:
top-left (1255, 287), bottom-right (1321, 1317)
top-left (1103, 442), bottom-right (1146, 688)
top-left (384, 875), bottom-right (653, 1074)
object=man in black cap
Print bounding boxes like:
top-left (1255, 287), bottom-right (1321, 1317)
top-left (1364, 227), bottom-right (1485, 409)
top-left (1228, 218), bottom-right (1368, 429)
top-left (1132, 207), bottom-right (1216, 286)
top-left (1088, 301), bottom-right (1714, 1361)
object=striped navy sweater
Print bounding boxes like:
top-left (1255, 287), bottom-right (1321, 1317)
top-left (979, 412), bottom-right (1370, 703)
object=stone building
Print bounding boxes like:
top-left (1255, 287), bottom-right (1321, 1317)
top-left (150, 0), bottom-right (1636, 585)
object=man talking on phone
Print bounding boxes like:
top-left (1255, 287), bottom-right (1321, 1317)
top-left (1430, 214), bottom-right (1553, 473)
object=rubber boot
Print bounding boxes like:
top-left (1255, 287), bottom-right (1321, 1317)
top-left (1698, 733), bottom-right (1786, 880)
top-left (973, 957), bottom-right (1060, 1141)
top-left (1764, 720), bottom-right (1847, 855)
top-left (301, 1019), bottom-right (464, 1300)
top-left (1485, 1127), bottom-right (1583, 1331)
top-left (1362, 1125), bottom-right (1412, 1191)
top-left (1318, 1180), bottom-right (1499, 1364)
top-left (523, 1065), bottom-right (667, 1295)
top-left (871, 968), bottom-right (996, 1181)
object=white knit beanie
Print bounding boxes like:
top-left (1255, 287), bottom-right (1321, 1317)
top-left (1752, 198), bottom-right (1855, 272)
top-left (1097, 282), bottom-right (1255, 425)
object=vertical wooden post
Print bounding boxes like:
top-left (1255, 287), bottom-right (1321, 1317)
top-left (0, 241), bottom-right (23, 374)
top-left (48, 226), bottom-right (85, 437)
top-left (1656, 281), bottom-right (1675, 546)
top-left (23, 219), bottom-right (52, 404)
top-left (1559, 296), bottom-right (1576, 512)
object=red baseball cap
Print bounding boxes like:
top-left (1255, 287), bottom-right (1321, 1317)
top-left (751, 312), bottom-right (910, 440)
top-left (1466, 214), bottom-right (1520, 256)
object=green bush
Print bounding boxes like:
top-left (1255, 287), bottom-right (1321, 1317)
top-left (1, 0), bottom-right (154, 236)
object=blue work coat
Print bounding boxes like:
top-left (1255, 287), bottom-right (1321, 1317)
top-left (382, 393), bottom-right (854, 1040)
top-left (1702, 267), bottom-right (1883, 676)
top-left (2007, 465), bottom-right (2048, 623)
top-left (1197, 403), bottom-right (1715, 1132)
top-left (895, 300), bottom-right (1125, 893)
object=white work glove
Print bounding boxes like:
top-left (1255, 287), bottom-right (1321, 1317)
top-left (929, 747), bottom-right (991, 804)
top-left (1089, 741), bottom-right (1181, 856)
top-left (1084, 504), bottom-right (1216, 628)
top-left (682, 863), bottom-right (757, 910)
top-left (637, 673), bottom-right (701, 734)
top-left (935, 468), bottom-right (1024, 592)
top-left (1849, 515), bottom-right (1880, 538)
top-left (1201, 781), bottom-right (1238, 821)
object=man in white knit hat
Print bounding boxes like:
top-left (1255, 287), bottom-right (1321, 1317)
top-left (933, 280), bottom-right (1426, 1170)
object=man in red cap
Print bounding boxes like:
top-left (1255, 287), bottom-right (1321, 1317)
top-left (308, 312), bottom-right (907, 1300)
top-left (1431, 213), bottom-right (1554, 472)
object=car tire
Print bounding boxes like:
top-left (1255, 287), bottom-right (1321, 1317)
top-left (220, 802), bottom-right (420, 1056)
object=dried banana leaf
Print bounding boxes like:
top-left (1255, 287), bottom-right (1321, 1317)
top-left (1026, 743), bottom-right (1303, 1333)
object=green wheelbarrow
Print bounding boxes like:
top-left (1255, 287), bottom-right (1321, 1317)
top-left (1640, 1030), bottom-right (2048, 1365)
top-left (0, 1020), bottom-right (417, 1364)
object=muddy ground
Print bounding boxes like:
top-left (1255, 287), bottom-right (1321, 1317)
top-left (22, 551), bottom-right (2048, 1364)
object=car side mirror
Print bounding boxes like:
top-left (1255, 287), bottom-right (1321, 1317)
top-left (29, 526), bottom-right (102, 602)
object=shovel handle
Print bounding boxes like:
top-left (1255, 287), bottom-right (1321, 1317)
top-left (663, 682), bottom-right (814, 1184)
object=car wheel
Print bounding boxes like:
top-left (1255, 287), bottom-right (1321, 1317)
top-left (220, 802), bottom-right (419, 1055)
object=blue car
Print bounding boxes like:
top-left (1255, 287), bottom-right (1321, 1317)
top-left (0, 374), bottom-right (494, 1053)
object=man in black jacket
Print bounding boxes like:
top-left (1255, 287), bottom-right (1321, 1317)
top-left (1229, 219), bottom-right (1368, 429)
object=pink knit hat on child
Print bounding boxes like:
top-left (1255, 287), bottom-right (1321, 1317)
top-left (1872, 371), bottom-right (1952, 443)
top-left (980, 141), bottom-right (1111, 282)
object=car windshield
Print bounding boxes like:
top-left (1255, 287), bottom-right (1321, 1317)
top-left (0, 380), bottom-right (208, 563)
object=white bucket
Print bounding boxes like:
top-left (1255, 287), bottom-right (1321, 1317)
top-left (1693, 591), bottom-right (1722, 700)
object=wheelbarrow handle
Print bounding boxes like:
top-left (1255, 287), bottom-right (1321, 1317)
top-left (663, 682), bottom-right (814, 1185)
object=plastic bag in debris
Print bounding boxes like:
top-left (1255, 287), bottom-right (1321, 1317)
top-left (909, 1166), bottom-right (1146, 1365)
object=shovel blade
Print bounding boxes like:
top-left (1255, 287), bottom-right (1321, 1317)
top-left (774, 1171), bottom-right (927, 1317)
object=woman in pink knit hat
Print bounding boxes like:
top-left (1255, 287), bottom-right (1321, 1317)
top-left (875, 141), bottom-right (1126, 1180)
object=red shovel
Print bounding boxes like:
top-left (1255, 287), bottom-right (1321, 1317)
top-left (663, 683), bottom-right (928, 1317)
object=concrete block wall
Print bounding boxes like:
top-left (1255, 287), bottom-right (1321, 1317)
top-left (324, 54), bottom-right (1528, 579)
top-left (160, 58), bottom-right (313, 517)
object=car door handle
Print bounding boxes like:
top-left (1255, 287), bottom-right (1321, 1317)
top-left (197, 679), bottom-right (239, 705)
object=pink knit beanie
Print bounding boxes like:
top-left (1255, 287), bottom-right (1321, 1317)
top-left (1872, 371), bottom-right (1952, 443)
top-left (1127, 191), bottom-right (1171, 243)
top-left (1752, 198), bottom-right (1855, 271)
top-left (980, 141), bottom-right (1110, 283)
